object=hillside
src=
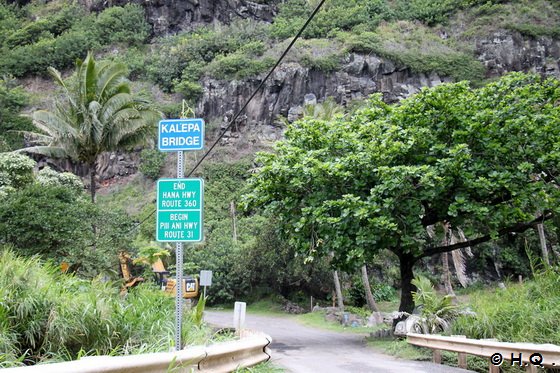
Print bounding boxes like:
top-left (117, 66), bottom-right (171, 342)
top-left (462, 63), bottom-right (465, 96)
top-left (1, 0), bottom-right (559, 161)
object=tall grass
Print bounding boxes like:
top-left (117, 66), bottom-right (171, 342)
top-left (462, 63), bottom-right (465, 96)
top-left (0, 249), bottom-right (209, 367)
top-left (452, 268), bottom-right (560, 344)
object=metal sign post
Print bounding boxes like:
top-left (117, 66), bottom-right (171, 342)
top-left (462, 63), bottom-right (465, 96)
top-left (174, 151), bottom-right (183, 352)
top-left (157, 116), bottom-right (204, 351)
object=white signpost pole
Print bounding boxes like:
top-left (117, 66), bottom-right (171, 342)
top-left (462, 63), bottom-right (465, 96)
top-left (175, 150), bottom-right (184, 351)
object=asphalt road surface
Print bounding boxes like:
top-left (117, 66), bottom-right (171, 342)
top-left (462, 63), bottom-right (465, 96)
top-left (204, 311), bottom-right (475, 373)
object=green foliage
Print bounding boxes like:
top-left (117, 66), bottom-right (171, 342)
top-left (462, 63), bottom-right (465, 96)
top-left (206, 52), bottom-right (275, 80)
top-left (0, 250), bottom-right (209, 366)
top-left (288, 39), bottom-right (345, 73)
top-left (0, 152), bottom-right (35, 192)
top-left (394, 0), bottom-right (456, 26)
top-left (0, 183), bottom-right (130, 276)
top-left (0, 4), bottom-right (150, 77)
top-left (36, 166), bottom-right (84, 194)
top-left (0, 77), bottom-right (33, 150)
top-left (147, 20), bottom-right (271, 93)
top-left (455, 0), bottom-right (560, 39)
top-left (244, 73), bottom-right (560, 312)
top-left (412, 275), bottom-right (463, 333)
top-left (139, 149), bottom-right (166, 180)
top-left (270, 0), bottom-right (381, 40)
top-left (93, 4), bottom-right (149, 46)
top-left (3, 4), bottom-right (82, 49)
top-left (452, 268), bottom-right (560, 345)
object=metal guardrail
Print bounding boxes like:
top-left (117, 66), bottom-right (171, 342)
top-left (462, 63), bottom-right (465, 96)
top-left (3, 333), bottom-right (271, 373)
top-left (407, 333), bottom-right (560, 372)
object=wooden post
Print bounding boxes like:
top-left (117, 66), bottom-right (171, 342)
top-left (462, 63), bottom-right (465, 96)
top-left (433, 349), bottom-right (442, 364)
top-left (489, 363), bottom-right (500, 373)
top-left (525, 364), bottom-right (537, 373)
top-left (456, 335), bottom-right (467, 368)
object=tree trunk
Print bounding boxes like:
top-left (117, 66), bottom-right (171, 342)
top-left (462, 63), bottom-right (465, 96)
top-left (398, 253), bottom-right (416, 314)
top-left (442, 252), bottom-right (455, 296)
top-left (537, 223), bottom-right (550, 267)
top-left (89, 163), bottom-right (96, 203)
top-left (333, 270), bottom-right (344, 310)
top-left (361, 264), bottom-right (380, 312)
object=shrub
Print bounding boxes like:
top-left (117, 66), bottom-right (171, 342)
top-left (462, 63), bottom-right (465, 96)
top-left (93, 4), bottom-right (150, 46)
top-left (139, 149), bottom-right (166, 180)
top-left (394, 0), bottom-right (457, 26)
top-left (174, 80), bottom-right (203, 101)
top-left (0, 250), bottom-right (209, 366)
top-left (0, 79), bottom-right (34, 149)
top-left (206, 52), bottom-right (275, 80)
top-left (0, 153), bottom-right (35, 190)
top-left (36, 167), bottom-right (84, 194)
top-left (3, 5), bottom-right (83, 49)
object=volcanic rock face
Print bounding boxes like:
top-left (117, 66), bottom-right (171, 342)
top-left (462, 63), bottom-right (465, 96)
top-left (91, 0), bottom-right (279, 35)
top-left (196, 32), bottom-right (560, 142)
top-left (476, 32), bottom-right (560, 77)
top-left (196, 55), bottom-right (453, 143)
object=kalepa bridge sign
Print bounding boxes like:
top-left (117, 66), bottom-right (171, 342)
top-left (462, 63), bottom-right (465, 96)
top-left (158, 118), bottom-right (204, 151)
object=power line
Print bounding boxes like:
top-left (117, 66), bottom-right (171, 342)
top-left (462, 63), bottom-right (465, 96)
top-left (97, 0), bottom-right (327, 246)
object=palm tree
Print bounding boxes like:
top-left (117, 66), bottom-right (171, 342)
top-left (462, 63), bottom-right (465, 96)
top-left (23, 52), bottom-right (161, 202)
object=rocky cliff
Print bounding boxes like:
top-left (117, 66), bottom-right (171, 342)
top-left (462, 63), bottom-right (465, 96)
top-left (197, 32), bottom-right (560, 143)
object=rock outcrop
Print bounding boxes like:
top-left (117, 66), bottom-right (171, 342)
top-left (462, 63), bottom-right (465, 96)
top-left (197, 55), bottom-right (454, 143)
top-left (197, 31), bottom-right (560, 142)
top-left (89, 0), bottom-right (279, 35)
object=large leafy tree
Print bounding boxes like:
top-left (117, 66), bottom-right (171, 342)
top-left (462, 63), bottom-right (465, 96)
top-left (244, 73), bottom-right (560, 314)
top-left (23, 52), bottom-right (161, 202)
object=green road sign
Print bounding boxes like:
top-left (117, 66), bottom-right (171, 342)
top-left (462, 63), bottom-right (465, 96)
top-left (156, 178), bottom-right (203, 242)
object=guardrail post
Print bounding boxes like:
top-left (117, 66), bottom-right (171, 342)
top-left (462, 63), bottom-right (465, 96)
top-left (433, 349), bottom-right (442, 364)
top-left (525, 364), bottom-right (537, 373)
top-left (454, 335), bottom-right (467, 369)
top-left (234, 301), bottom-right (246, 336)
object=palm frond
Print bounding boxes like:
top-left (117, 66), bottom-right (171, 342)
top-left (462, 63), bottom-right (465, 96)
top-left (97, 62), bottom-right (128, 100)
top-left (16, 146), bottom-right (68, 159)
top-left (33, 111), bottom-right (78, 139)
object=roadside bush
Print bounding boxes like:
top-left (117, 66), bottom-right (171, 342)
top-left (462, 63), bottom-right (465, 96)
top-left (0, 250), bottom-right (208, 366)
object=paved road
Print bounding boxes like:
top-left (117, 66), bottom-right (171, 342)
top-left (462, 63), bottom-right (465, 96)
top-left (205, 311), bottom-right (474, 373)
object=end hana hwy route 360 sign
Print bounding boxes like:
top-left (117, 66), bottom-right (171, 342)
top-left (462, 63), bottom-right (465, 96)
top-left (156, 178), bottom-right (203, 242)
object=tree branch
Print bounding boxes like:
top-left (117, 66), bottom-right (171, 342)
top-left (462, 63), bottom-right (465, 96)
top-left (421, 212), bottom-right (554, 258)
